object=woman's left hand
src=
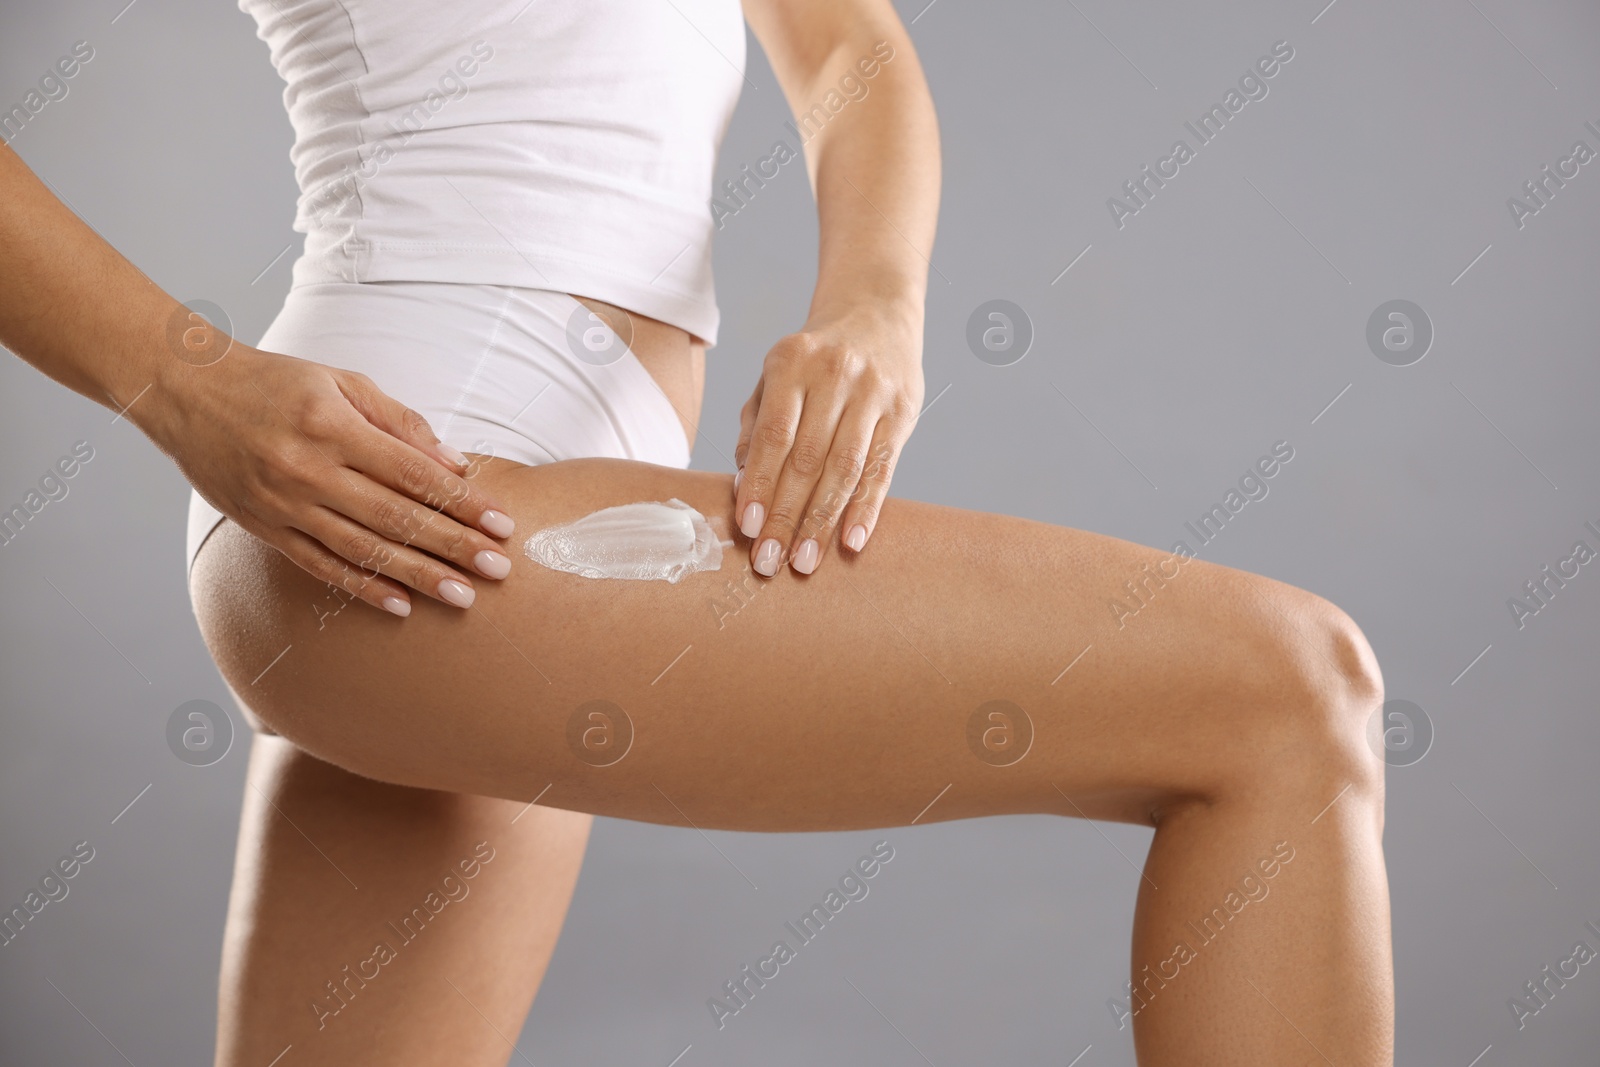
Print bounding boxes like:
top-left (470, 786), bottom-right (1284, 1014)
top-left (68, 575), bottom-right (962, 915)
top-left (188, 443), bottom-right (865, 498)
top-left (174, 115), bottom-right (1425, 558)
top-left (733, 301), bottom-right (924, 577)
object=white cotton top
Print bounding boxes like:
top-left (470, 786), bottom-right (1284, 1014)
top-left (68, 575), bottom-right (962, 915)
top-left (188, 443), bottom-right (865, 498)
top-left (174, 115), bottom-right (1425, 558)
top-left (238, 0), bottom-right (746, 345)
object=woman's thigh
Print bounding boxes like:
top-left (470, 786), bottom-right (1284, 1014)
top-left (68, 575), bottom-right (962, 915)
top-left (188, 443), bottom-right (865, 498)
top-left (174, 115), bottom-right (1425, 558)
top-left (192, 454), bottom-right (1382, 833)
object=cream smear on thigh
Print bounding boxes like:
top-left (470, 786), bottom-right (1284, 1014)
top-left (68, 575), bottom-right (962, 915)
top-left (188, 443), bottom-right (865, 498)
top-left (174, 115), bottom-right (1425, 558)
top-left (523, 499), bottom-right (732, 582)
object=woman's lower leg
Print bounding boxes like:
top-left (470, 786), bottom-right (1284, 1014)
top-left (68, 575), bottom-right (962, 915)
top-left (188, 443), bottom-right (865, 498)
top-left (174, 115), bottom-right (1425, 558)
top-left (214, 737), bottom-right (592, 1067)
top-left (1129, 749), bottom-right (1390, 1063)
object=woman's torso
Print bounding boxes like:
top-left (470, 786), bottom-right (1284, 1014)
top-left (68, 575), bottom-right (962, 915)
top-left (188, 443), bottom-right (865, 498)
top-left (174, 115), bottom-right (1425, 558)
top-left (239, 0), bottom-right (745, 394)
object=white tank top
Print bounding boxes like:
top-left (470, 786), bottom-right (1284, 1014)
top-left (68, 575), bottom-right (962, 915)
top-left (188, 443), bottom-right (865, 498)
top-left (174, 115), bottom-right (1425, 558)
top-left (239, 0), bottom-right (746, 345)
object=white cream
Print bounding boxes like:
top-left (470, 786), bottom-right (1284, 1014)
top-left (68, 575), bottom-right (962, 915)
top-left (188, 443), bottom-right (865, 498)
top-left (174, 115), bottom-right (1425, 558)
top-left (523, 498), bottom-right (730, 583)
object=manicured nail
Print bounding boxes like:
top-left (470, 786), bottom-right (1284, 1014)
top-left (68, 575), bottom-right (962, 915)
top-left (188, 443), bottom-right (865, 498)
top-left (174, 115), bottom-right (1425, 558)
top-left (845, 524), bottom-right (867, 552)
top-left (733, 467), bottom-right (743, 492)
top-left (740, 501), bottom-right (765, 539)
top-left (753, 538), bottom-right (782, 576)
top-left (475, 550), bottom-right (511, 579)
top-left (381, 596), bottom-right (411, 617)
top-left (480, 509), bottom-right (515, 538)
top-left (436, 443), bottom-right (468, 467)
top-left (791, 538), bottom-right (819, 574)
top-left (437, 578), bottom-right (476, 608)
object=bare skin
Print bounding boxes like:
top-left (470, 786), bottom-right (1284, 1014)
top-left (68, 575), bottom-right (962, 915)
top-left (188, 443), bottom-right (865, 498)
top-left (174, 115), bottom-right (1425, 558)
top-left (216, 740), bottom-right (593, 1065)
top-left (204, 302), bottom-right (708, 1067)
top-left (192, 409), bottom-right (1394, 1066)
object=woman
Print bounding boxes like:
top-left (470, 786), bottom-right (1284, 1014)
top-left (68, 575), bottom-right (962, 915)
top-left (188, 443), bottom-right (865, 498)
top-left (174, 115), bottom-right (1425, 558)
top-left (0, 0), bottom-right (1393, 1063)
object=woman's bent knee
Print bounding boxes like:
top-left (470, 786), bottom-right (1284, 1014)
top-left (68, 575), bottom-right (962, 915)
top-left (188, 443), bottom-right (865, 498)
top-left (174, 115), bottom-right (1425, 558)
top-left (1208, 578), bottom-right (1386, 810)
top-left (1298, 596), bottom-right (1386, 831)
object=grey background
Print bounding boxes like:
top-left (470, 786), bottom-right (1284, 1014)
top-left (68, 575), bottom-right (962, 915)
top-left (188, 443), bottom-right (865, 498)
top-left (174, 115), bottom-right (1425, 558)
top-left (3, 0), bottom-right (1598, 1063)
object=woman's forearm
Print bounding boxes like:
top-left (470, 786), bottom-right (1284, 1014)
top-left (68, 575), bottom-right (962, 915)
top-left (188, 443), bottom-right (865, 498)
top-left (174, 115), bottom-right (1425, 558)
top-left (808, 30), bottom-right (940, 321)
top-left (781, 23), bottom-right (942, 325)
top-left (0, 144), bottom-right (198, 424)
top-left (730, 2), bottom-right (942, 572)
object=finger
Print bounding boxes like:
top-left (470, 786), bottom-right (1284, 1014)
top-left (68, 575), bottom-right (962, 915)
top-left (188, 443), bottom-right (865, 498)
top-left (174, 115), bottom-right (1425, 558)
top-left (786, 405), bottom-right (878, 575)
top-left (338, 371), bottom-right (464, 469)
top-left (733, 382), bottom-right (802, 553)
top-left (732, 378), bottom-right (764, 491)
top-left (349, 432), bottom-right (517, 541)
top-left (334, 472), bottom-right (514, 581)
top-left (337, 372), bottom-right (516, 538)
top-left (748, 394), bottom-right (847, 578)
top-left (255, 520), bottom-right (416, 618)
top-left (304, 506), bottom-right (481, 609)
top-left (838, 420), bottom-right (904, 556)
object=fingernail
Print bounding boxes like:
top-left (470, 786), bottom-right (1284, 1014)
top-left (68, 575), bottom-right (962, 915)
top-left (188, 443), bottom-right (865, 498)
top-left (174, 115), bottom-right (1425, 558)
top-left (791, 538), bottom-right (819, 574)
top-left (436, 443), bottom-right (468, 467)
top-left (733, 467), bottom-right (743, 492)
top-left (475, 550), bottom-right (511, 579)
top-left (845, 524), bottom-right (867, 552)
top-left (382, 596), bottom-right (411, 617)
top-left (753, 538), bottom-right (782, 576)
top-left (480, 509), bottom-right (515, 538)
top-left (437, 578), bottom-right (476, 608)
top-left (740, 501), bottom-right (765, 539)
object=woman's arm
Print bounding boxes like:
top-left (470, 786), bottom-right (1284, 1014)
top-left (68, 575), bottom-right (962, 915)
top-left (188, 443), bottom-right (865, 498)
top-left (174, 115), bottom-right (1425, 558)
top-left (0, 143), bottom-right (518, 614)
top-left (735, 0), bottom-right (941, 576)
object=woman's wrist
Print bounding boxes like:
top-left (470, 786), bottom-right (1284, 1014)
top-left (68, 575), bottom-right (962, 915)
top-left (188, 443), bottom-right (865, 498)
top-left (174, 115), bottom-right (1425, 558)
top-left (126, 319), bottom-right (256, 455)
top-left (804, 284), bottom-right (924, 337)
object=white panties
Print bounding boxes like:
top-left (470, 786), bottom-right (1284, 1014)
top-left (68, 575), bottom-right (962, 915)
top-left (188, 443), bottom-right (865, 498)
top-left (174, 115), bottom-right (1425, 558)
top-left (184, 280), bottom-right (691, 577)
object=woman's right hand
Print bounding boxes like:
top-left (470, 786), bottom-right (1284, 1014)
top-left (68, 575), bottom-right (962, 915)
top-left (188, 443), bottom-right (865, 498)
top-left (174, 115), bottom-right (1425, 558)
top-left (145, 341), bottom-right (516, 617)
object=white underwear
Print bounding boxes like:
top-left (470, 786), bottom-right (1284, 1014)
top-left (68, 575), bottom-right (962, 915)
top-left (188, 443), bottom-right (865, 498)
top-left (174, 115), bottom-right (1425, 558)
top-left (183, 281), bottom-right (691, 578)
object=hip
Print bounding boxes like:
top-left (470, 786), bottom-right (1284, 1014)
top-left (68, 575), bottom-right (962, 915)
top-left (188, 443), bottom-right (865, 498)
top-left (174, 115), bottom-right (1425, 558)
top-left (185, 280), bottom-right (700, 578)
top-left (256, 280), bottom-right (698, 461)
